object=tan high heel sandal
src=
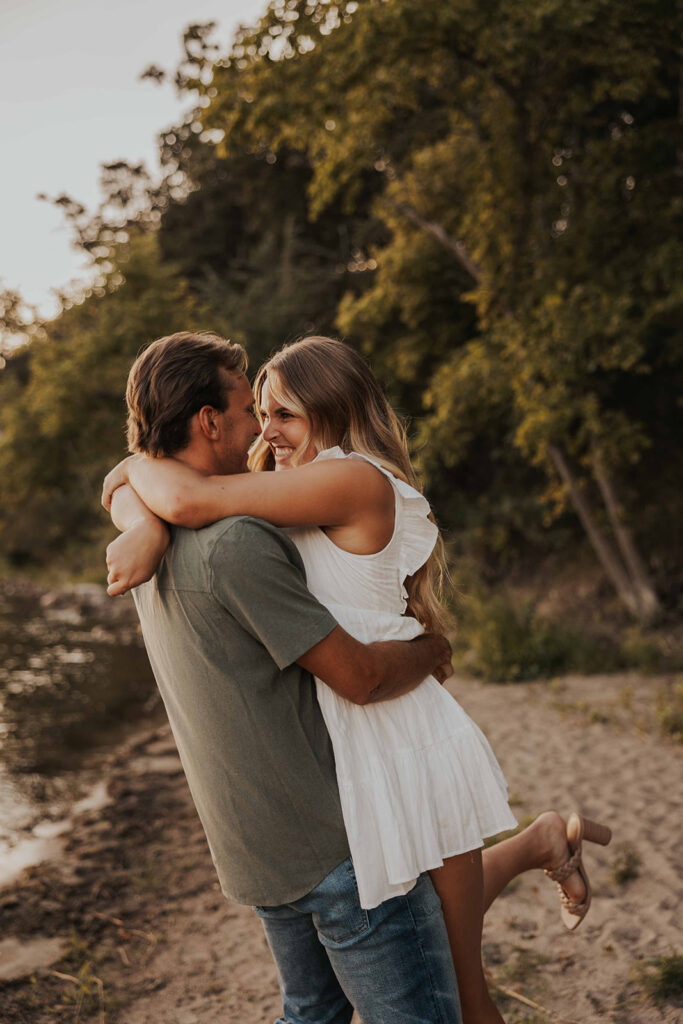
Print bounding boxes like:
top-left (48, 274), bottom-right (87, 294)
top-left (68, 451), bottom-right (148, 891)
top-left (544, 812), bottom-right (612, 931)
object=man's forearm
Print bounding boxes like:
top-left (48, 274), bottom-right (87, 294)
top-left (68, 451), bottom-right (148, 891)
top-left (298, 626), bottom-right (451, 706)
top-left (363, 633), bottom-right (451, 703)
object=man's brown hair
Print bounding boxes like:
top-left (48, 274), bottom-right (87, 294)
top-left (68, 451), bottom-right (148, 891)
top-left (126, 332), bottom-right (247, 457)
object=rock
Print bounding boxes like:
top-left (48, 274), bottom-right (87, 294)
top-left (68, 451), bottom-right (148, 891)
top-left (0, 936), bottom-right (69, 981)
top-left (38, 583), bottom-right (139, 625)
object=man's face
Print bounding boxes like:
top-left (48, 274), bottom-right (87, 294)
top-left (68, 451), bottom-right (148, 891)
top-left (213, 370), bottom-right (259, 474)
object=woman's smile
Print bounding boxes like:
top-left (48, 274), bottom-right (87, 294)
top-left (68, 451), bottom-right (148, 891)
top-left (271, 443), bottom-right (296, 463)
top-left (260, 378), bottom-right (317, 469)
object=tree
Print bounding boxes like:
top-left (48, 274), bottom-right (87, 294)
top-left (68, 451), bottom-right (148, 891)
top-left (197, 0), bottom-right (680, 618)
top-left (0, 235), bottom-right (199, 566)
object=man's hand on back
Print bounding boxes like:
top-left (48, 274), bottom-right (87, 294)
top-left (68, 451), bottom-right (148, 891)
top-left (298, 627), bottom-right (453, 705)
top-left (425, 633), bottom-right (453, 685)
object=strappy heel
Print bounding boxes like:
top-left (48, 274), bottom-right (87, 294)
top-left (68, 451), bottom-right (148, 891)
top-left (544, 812), bottom-right (612, 931)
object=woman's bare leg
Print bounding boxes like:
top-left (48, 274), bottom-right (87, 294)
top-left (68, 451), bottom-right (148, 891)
top-left (428, 814), bottom-right (589, 1023)
top-left (430, 850), bottom-right (505, 1024)
top-left (482, 810), bottom-right (587, 911)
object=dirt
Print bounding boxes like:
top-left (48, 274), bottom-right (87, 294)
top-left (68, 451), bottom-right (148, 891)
top-left (0, 671), bottom-right (681, 1023)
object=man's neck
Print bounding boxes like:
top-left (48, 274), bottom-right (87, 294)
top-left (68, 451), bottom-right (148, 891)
top-left (172, 444), bottom-right (241, 478)
top-left (173, 448), bottom-right (214, 477)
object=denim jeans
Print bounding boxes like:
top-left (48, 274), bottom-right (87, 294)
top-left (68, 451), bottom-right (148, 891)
top-left (254, 857), bottom-right (462, 1024)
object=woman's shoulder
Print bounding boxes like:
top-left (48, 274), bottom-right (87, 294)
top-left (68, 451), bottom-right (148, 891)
top-left (313, 447), bottom-right (429, 511)
top-left (311, 447), bottom-right (395, 502)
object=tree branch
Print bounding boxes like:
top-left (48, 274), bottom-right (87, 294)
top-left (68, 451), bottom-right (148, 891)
top-left (389, 201), bottom-right (482, 283)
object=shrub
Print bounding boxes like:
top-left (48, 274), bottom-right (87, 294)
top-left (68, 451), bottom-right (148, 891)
top-left (656, 682), bottom-right (683, 741)
top-left (454, 591), bottom-right (665, 682)
top-left (636, 953), bottom-right (683, 1005)
top-left (457, 594), bottom-right (614, 682)
top-left (611, 843), bottom-right (641, 884)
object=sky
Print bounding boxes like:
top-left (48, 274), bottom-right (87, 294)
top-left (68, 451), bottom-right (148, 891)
top-left (1, 0), bottom-right (262, 320)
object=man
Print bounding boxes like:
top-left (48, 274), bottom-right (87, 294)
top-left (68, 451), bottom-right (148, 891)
top-left (105, 331), bottom-right (462, 1023)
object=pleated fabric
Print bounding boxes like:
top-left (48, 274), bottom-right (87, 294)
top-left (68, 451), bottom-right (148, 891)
top-left (287, 448), bottom-right (517, 910)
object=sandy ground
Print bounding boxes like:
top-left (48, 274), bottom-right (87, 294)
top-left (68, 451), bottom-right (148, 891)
top-left (0, 671), bottom-right (681, 1023)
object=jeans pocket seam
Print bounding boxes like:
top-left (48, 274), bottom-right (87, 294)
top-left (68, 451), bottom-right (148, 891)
top-left (344, 908), bottom-right (370, 938)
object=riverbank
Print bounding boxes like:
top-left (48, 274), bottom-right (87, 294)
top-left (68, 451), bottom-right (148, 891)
top-left (1, 670), bottom-right (681, 1022)
top-left (0, 578), bottom-right (158, 878)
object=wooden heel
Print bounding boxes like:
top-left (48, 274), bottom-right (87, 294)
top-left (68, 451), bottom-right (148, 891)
top-left (579, 816), bottom-right (612, 847)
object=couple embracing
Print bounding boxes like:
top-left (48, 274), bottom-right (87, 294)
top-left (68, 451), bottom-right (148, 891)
top-left (103, 331), bottom-right (611, 1024)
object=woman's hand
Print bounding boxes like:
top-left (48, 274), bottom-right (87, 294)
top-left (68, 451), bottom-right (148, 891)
top-left (102, 455), bottom-right (143, 512)
top-left (106, 518), bottom-right (170, 596)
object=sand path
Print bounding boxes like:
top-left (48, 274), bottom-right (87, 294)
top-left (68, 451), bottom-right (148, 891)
top-left (1, 671), bottom-right (681, 1023)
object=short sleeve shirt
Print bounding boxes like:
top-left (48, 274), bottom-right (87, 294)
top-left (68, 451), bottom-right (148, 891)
top-left (132, 515), bottom-right (350, 906)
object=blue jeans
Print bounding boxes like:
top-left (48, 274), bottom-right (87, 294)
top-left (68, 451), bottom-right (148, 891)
top-left (254, 857), bottom-right (462, 1024)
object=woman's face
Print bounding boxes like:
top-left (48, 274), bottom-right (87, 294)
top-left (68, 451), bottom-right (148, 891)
top-left (259, 378), bottom-right (317, 470)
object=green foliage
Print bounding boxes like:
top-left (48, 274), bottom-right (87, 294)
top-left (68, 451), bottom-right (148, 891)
top-left (0, 236), bottom-right (200, 565)
top-left (200, 0), bottom-right (681, 575)
top-left (636, 953), bottom-right (683, 1006)
top-left (656, 681), bottom-right (683, 741)
top-left (454, 589), bottom-right (664, 682)
top-left (618, 627), bottom-right (663, 674)
top-left (455, 593), bottom-right (604, 681)
top-left (611, 842), bottom-right (641, 885)
top-left (0, 0), bottom-right (681, 612)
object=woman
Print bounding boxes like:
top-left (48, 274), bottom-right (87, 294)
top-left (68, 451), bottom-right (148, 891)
top-left (104, 336), bottom-right (611, 1024)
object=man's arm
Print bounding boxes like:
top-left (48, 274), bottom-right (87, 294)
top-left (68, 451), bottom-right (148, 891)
top-left (208, 518), bottom-right (451, 701)
top-left (297, 627), bottom-right (452, 706)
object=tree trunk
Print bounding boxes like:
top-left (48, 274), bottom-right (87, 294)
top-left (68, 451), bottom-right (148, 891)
top-left (677, 44), bottom-right (683, 176)
top-left (548, 444), bottom-right (643, 619)
top-left (591, 446), bottom-right (660, 622)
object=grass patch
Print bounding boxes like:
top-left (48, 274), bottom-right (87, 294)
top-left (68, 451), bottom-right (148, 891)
top-left (611, 842), bottom-right (641, 884)
top-left (553, 698), bottom-right (612, 726)
top-left (490, 947), bottom-right (552, 1023)
top-left (656, 681), bottom-right (683, 741)
top-left (636, 953), bottom-right (683, 1005)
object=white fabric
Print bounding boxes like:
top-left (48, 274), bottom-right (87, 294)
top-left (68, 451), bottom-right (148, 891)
top-left (287, 447), bottom-right (517, 909)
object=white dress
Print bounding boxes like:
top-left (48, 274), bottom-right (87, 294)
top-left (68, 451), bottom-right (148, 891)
top-left (288, 447), bottom-right (517, 910)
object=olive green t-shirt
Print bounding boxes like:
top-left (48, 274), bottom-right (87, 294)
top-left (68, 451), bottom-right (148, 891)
top-left (132, 515), bottom-right (350, 906)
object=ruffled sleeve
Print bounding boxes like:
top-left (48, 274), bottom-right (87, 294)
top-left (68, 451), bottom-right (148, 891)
top-left (312, 446), bottom-right (439, 596)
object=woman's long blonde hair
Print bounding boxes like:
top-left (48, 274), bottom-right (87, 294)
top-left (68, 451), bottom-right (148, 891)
top-left (249, 336), bottom-right (450, 633)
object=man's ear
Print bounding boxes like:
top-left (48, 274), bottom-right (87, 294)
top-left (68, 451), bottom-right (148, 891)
top-left (196, 405), bottom-right (221, 440)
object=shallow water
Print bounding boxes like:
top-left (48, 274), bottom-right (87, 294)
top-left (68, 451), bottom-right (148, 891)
top-left (0, 584), bottom-right (158, 877)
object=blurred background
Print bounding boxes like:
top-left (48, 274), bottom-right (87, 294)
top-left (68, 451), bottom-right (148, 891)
top-left (2, 0), bottom-right (681, 678)
top-left (0, 3), bottom-right (681, 1020)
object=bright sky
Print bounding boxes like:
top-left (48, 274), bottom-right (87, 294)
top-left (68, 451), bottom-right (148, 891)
top-left (1, 0), bottom-right (262, 320)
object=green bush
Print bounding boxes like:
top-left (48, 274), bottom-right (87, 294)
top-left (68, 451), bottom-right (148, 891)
top-left (456, 594), bottom-right (607, 682)
top-left (611, 842), bottom-right (641, 885)
top-left (454, 592), bottom-right (664, 683)
top-left (636, 953), bottom-right (683, 1005)
top-left (656, 682), bottom-right (683, 741)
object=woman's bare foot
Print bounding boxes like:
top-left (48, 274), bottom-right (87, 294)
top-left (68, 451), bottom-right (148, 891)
top-left (531, 810), bottom-right (587, 906)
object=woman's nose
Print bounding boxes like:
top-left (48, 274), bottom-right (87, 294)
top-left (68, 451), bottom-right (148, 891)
top-left (262, 420), bottom-right (277, 441)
